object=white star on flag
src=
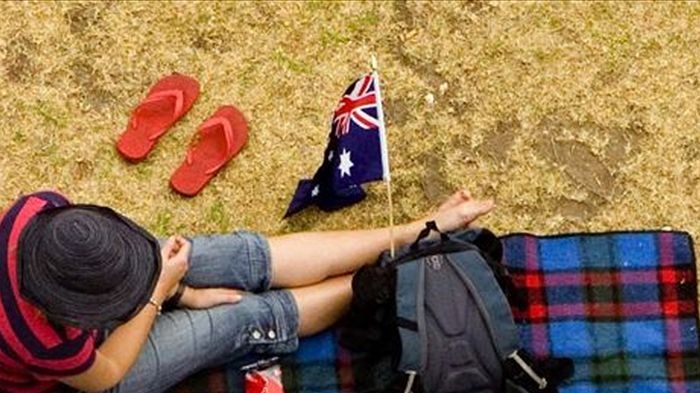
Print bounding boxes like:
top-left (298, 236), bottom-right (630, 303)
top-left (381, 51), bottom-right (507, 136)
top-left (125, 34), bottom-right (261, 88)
top-left (328, 151), bottom-right (334, 162)
top-left (311, 185), bottom-right (320, 197)
top-left (338, 148), bottom-right (354, 178)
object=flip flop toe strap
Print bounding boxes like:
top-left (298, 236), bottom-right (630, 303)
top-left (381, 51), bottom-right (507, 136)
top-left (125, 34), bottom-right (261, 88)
top-left (186, 116), bottom-right (235, 175)
top-left (130, 89), bottom-right (186, 140)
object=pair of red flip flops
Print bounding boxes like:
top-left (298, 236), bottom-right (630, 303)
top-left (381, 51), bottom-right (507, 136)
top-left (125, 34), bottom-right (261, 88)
top-left (116, 73), bottom-right (248, 197)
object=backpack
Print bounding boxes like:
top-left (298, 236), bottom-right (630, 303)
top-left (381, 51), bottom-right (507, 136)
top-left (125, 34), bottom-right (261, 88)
top-left (339, 222), bottom-right (573, 393)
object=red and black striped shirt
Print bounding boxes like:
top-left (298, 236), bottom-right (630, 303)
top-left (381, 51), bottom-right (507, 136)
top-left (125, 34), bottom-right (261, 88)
top-left (0, 192), bottom-right (97, 393)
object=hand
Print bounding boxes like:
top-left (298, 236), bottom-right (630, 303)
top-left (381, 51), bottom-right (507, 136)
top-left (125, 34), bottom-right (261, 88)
top-left (154, 236), bottom-right (191, 301)
top-left (420, 189), bottom-right (495, 233)
top-left (178, 286), bottom-right (243, 309)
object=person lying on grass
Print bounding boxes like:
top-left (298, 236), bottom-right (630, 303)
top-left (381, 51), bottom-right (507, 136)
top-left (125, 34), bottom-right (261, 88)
top-left (0, 189), bottom-right (493, 393)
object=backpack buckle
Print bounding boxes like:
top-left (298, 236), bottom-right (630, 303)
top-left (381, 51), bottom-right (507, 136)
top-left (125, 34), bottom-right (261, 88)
top-left (402, 371), bottom-right (417, 393)
top-left (507, 351), bottom-right (548, 390)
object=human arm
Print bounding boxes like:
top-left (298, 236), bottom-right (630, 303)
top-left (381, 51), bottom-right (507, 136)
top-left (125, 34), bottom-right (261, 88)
top-left (59, 236), bottom-right (190, 392)
top-left (176, 286), bottom-right (243, 309)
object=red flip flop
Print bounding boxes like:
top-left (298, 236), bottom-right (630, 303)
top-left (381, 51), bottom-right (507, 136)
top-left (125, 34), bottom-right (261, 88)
top-left (116, 73), bottom-right (200, 162)
top-left (170, 105), bottom-right (249, 197)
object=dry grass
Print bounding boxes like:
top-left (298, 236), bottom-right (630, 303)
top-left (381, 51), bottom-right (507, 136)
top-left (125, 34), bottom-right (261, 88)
top-left (1, 2), bottom-right (699, 256)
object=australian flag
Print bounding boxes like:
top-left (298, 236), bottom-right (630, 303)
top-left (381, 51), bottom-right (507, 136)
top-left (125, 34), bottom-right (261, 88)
top-left (284, 72), bottom-right (389, 218)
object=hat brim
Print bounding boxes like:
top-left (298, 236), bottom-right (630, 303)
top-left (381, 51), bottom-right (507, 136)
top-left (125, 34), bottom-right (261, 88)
top-left (17, 205), bottom-right (162, 330)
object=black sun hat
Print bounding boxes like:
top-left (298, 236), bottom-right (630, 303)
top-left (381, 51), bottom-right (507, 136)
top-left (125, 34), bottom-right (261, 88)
top-left (17, 204), bottom-right (162, 330)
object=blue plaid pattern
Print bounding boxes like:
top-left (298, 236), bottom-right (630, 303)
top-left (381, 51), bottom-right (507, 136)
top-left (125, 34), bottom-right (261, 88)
top-left (504, 231), bottom-right (700, 392)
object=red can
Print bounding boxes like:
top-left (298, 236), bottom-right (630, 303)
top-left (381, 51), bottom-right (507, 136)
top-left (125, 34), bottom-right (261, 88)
top-left (245, 364), bottom-right (284, 393)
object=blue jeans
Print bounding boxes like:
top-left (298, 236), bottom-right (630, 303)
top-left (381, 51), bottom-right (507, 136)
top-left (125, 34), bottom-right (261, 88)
top-left (105, 231), bottom-right (299, 393)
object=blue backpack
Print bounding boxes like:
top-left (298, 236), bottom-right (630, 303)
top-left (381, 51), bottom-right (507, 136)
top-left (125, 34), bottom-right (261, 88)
top-left (340, 222), bottom-right (573, 393)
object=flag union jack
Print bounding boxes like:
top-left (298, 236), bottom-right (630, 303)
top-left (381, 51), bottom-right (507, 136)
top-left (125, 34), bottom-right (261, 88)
top-left (332, 74), bottom-right (380, 136)
top-left (285, 71), bottom-right (388, 218)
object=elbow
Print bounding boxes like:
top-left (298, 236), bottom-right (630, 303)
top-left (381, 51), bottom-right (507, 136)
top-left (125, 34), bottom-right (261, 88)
top-left (60, 358), bottom-right (126, 393)
top-left (62, 374), bottom-right (123, 393)
top-left (61, 376), bottom-right (123, 393)
top-left (85, 377), bottom-right (122, 393)
top-left (80, 385), bottom-right (116, 393)
top-left (85, 367), bottom-right (126, 392)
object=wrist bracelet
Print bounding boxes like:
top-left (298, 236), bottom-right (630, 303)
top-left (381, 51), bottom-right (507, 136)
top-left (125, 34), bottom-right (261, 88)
top-left (163, 282), bottom-right (186, 312)
top-left (148, 297), bottom-right (162, 314)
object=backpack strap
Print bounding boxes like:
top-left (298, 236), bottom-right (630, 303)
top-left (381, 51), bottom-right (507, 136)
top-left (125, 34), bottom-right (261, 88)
top-left (449, 253), bottom-right (557, 391)
top-left (454, 228), bottom-right (526, 310)
top-left (409, 220), bottom-right (449, 251)
top-left (395, 259), bottom-right (423, 373)
top-left (448, 251), bottom-right (521, 358)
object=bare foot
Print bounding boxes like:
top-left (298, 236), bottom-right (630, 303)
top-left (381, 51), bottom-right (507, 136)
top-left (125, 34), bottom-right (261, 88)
top-left (424, 189), bottom-right (495, 233)
top-left (438, 189), bottom-right (472, 211)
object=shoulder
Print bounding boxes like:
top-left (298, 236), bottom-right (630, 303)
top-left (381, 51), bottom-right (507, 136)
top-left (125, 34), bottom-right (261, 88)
top-left (1, 190), bottom-right (70, 228)
top-left (12, 190), bottom-right (71, 212)
top-left (0, 190), bottom-right (96, 375)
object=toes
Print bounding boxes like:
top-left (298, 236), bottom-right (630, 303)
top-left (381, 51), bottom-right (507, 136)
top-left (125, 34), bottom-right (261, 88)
top-left (469, 199), bottom-right (495, 217)
top-left (441, 190), bottom-right (470, 209)
top-left (459, 199), bottom-right (495, 224)
top-left (459, 189), bottom-right (472, 201)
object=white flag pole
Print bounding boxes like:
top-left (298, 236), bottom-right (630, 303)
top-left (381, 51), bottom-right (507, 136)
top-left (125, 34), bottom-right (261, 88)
top-left (371, 55), bottom-right (396, 258)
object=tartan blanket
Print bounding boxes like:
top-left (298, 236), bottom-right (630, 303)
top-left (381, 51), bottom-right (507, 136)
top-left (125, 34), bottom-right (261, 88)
top-left (171, 231), bottom-right (700, 393)
top-left (504, 231), bottom-right (700, 392)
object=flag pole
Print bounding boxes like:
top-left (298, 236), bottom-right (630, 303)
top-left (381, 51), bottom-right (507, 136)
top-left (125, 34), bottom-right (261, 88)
top-left (371, 55), bottom-right (397, 258)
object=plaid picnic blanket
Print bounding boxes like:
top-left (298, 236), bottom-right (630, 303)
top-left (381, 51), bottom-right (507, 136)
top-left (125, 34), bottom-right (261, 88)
top-left (503, 231), bottom-right (700, 392)
top-left (171, 230), bottom-right (700, 393)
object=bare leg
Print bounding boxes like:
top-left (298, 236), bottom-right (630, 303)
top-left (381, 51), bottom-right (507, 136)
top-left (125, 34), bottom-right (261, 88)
top-left (269, 227), bottom-right (414, 288)
top-left (269, 190), bottom-right (495, 288)
top-left (289, 274), bottom-right (353, 336)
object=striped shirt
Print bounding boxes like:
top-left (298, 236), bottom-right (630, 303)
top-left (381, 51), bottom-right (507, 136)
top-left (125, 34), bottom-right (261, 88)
top-left (0, 192), bottom-right (97, 393)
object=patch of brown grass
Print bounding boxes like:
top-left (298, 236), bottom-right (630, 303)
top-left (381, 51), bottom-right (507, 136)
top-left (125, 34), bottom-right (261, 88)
top-left (1, 2), bottom-right (699, 260)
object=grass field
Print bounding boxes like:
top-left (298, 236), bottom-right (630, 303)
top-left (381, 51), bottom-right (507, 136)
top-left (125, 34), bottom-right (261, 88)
top-left (1, 1), bottom-right (699, 253)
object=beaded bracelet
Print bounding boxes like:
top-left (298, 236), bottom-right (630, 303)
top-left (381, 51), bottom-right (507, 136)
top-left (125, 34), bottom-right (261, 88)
top-left (147, 297), bottom-right (162, 314)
